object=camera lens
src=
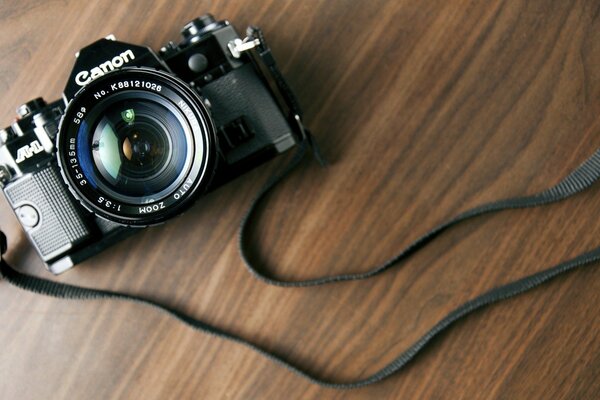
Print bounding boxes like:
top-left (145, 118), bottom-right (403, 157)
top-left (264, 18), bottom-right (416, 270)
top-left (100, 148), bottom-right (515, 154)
top-left (58, 68), bottom-right (216, 225)
top-left (85, 96), bottom-right (189, 204)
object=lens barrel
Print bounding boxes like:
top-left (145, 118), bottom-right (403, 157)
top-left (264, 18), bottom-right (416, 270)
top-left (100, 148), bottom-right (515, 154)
top-left (57, 68), bottom-right (216, 225)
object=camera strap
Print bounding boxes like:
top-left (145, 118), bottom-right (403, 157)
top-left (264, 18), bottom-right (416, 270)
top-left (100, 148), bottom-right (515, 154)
top-left (1, 137), bottom-right (600, 389)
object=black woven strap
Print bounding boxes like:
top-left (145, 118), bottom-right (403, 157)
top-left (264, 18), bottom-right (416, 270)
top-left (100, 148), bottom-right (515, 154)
top-left (240, 143), bottom-right (600, 286)
top-left (1, 140), bottom-right (599, 389)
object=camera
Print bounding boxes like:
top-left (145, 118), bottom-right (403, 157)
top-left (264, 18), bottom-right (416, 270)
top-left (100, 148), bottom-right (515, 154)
top-left (0, 14), bottom-right (305, 274)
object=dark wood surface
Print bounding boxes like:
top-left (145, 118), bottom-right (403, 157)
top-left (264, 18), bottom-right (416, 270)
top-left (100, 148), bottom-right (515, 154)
top-left (1, 1), bottom-right (599, 398)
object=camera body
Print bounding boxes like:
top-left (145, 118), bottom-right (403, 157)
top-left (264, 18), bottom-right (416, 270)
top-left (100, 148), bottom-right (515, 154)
top-left (0, 15), bottom-right (303, 274)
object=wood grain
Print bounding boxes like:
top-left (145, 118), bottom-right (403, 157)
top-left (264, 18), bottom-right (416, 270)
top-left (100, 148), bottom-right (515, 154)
top-left (1, 0), bottom-right (599, 398)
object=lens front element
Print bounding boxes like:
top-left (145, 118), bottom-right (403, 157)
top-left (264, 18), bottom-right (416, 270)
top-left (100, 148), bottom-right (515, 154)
top-left (86, 96), bottom-right (190, 204)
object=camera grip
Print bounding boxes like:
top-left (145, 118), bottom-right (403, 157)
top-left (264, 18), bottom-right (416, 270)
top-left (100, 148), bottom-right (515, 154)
top-left (3, 164), bottom-right (92, 263)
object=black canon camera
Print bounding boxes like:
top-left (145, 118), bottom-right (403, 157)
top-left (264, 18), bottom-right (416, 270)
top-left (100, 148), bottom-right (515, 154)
top-left (0, 14), bottom-right (306, 274)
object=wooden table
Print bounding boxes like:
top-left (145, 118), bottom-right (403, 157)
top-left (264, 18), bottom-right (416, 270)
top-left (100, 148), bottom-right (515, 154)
top-left (1, 1), bottom-right (599, 398)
